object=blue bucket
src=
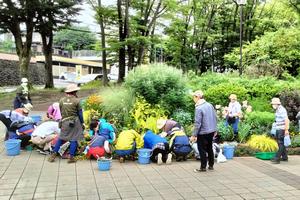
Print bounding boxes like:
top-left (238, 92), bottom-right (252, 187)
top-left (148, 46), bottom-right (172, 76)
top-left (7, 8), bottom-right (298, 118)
top-left (5, 139), bottom-right (21, 156)
top-left (137, 148), bottom-right (152, 164)
top-left (31, 115), bottom-right (42, 124)
top-left (97, 158), bottom-right (112, 171)
top-left (223, 146), bottom-right (235, 159)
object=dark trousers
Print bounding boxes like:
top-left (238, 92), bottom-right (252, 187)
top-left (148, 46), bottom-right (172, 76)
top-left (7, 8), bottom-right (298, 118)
top-left (197, 132), bottom-right (214, 169)
top-left (0, 114), bottom-right (12, 140)
top-left (275, 130), bottom-right (288, 160)
top-left (150, 143), bottom-right (169, 163)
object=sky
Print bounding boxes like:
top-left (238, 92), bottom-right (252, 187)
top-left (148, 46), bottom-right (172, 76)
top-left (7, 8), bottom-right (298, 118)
top-left (76, 0), bottom-right (117, 33)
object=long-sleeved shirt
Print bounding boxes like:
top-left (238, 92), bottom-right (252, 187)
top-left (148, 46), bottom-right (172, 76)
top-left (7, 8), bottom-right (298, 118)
top-left (0, 110), bottom-right (31, 123)
top-left (228, 101), bottom-right (241, 117)
top-left (193, 100), bottom-right (217, 136)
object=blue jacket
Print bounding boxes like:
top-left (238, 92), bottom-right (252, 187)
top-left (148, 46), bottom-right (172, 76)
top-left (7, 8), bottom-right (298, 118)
top-left (143, 130), bottom-right (167, 149)
top-left (98, 118), bottom-right (115, 144)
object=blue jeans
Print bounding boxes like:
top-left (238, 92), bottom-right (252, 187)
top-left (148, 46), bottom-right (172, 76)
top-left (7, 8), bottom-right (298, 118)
top-left (53, 139), bottom-right (78, 157)
top-left (225, 117), bottom-right (239, 135)
top-left (115, 142), bottom-right (136, 156)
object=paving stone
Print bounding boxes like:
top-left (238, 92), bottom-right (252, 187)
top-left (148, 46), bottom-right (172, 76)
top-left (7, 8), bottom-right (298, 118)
top-left (56, 190), bottom-right (77, 197)
top-left (222, 195), bottom-right (243, 200)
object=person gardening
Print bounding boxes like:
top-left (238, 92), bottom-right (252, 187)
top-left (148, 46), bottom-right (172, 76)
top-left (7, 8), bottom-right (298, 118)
top-left (48, 84), bottom-right (84, 163)
top-left (270, 97), bottom-right (289, 164)
top-left (157, 119), bottom-right (191, 161)
top-left (115, 129), bottom-right (144, 163)
top-left (143, 130), bottom-right (172, 165)
top-left (190, 90), bottom-right (217, 172)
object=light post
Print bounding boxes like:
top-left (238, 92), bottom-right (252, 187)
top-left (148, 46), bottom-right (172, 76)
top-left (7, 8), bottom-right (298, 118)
top-left (237, 0), bottom-right (246, 75)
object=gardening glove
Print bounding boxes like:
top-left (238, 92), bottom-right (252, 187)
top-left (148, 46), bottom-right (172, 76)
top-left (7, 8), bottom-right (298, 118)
top-left (159, 132), bottom-right (167, 138)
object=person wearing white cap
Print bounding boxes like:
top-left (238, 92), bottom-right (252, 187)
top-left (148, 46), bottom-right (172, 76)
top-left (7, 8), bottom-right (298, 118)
top-left (13, 77), bottom-right (32, 109)
top-left (15, 103), bottom-right (33, 116)
top-left (190, 90), bottom-right (217, 172)
top-left (48, 84), bottom-right (84, 163)
top-left (270, 97), bottom-right (289, 164)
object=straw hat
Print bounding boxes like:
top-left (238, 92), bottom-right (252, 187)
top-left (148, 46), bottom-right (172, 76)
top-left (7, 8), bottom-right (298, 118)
top-left (65, 84), bottom-right (80, 93)
top-left (21, 78), bottom-right (28, 83)
top-left (229, 94), bottom-right (237, 100)
top-left (23, 103), bottom-right (33, 113)
top-left (271, 98), bottom-right (281, 105)
top-left (157, 119), bottom-right (167, 130)
top-left (191, 90), bottom-right (204, 98)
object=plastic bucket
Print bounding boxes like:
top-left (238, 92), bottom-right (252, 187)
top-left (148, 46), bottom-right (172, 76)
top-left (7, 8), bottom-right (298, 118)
top-left (223, 146), bottom-right (235, 159)
top-left (5, 139), bottom-right (21, 156)
top-left (97, 158), bottom-right (112, 171)
top-left (137, 148), bottom-right (152, 164)
top-left (31, 115), bottom-right (42, 124)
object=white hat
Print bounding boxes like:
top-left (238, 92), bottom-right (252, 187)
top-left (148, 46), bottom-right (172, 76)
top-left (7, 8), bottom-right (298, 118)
top-left (191, 90), bottom-right (204, 97)
top-left (157, 119), bottom-right (167, 129)
top-left (271, 98), bottom-right (281, 105)
top-left (65, 84), bottom-right (80, 93)
top-left (23, 103), bottom-right (33, 112)
top-left (21, 78), bottom-right (28, 83)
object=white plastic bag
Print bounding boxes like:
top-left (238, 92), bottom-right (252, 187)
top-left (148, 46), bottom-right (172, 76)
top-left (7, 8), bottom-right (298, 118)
top-left (217, 149), bottom-right (227, 163)
top-left (284, 135), bottom-right (291, 147)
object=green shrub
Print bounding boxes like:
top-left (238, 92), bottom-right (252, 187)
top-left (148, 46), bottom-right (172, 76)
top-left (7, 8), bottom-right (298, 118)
top-left (125, 64), bottom-right (187, 114)
top-left (291, 135), bottom-right (300, 148)
top-left (238, 123), bottom-right (252, 143)
top-left (279, 90), bottom-right (300, 122)
top-left (217, 120), bottom-right (233, 142)
top-left (248, 97), bottom-right (272, 112)
top-left (204, 83), bottom-right (248, 106)
top-left (171, 109), bottom-right (193, 130)
top-left (244, 111), bottom-right (274, 134)
top-left (99, 86), bottom-right (135, 129)
top-left (235, 144), bottom-right (258, 157)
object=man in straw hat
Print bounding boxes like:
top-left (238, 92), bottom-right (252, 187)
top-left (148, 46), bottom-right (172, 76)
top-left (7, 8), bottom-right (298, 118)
top-left (15, 103), bottom-right (33, 116)
top-left (48, 84), bottom-right (84, 163)
top-left (190, 90), bottom-right (217, 172)
top-left (270, 97), bottom-right (289, 164)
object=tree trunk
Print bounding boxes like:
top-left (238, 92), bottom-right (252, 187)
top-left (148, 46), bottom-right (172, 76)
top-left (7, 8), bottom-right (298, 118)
top-left (98, 0), bottom-right (109, 86)
top-left (41, 32), bottom-right (54, 88)
top-left (117, 0), bottom-right (126, 83)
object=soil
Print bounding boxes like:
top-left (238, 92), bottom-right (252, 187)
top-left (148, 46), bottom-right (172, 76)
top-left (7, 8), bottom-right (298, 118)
top-left (0, 89), bottom-right (98, 111)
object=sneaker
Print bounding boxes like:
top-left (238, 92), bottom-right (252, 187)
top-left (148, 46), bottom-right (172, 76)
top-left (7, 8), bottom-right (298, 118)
top-left (48, 153), bottom-right (57, 163)
top-left (67, 157), bottom-right (76, 164)
top-left (208, 166), bottom-right (214, 170)
top-left (176, 157), bottom-right (182, 162)
top-left (281, 158), bottom-right (288, 162)
top-left (119, 157), bottom-right (125, 163)
top-left (157, 153), bottom-right (163, 165)
top-left (194, 168), bottom-right (206, 172)
top-left (166, 153), bottom-right (172, 165)
top-left (39, 150), bottom-right (50, 155)
top-left (271, 159), bottom-right (280, 164)
top-left (183, 156), bottom-right (187, 161)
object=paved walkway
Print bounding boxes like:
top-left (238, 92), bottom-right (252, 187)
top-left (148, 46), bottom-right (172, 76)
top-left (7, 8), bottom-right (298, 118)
top-left (0, 124), bottom-right (300, 200)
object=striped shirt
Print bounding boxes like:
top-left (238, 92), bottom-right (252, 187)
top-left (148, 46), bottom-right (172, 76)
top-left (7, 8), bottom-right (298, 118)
top-left (275, 105), bottom-right (288, 130)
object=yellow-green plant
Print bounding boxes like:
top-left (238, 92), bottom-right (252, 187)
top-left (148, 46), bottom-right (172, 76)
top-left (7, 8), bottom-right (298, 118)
top-left (247, 135), bottom-right (278, 152)
top-left (130, 97), bottom-right (167, 134)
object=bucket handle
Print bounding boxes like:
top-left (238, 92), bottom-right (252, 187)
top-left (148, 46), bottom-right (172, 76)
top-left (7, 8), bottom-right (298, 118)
top-left (97, 156), bottom-right (112, 162)
top-left (137, 149), bottom-right (153, 157)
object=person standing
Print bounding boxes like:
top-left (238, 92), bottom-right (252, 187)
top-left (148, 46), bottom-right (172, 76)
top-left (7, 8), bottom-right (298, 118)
top-left (270, 98), bottom-right (289, 164)
top-left (225, 94), bottom-right (241, 140)
top-left (48, 84), bottom-right (84, 163)
top-left (190, 90), bottom-right (217, 172)
top-left (13, 78), bottom-right (32, 109)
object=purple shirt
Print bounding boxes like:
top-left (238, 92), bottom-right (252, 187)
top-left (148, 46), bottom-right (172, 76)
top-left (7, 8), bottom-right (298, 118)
top-left (47, 103), bottom-right (62, 121)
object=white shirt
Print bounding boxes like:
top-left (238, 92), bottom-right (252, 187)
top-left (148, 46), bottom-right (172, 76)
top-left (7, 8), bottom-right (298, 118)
top-left (228, 101), bottom-right (241, 117)
top-left (31, 121), bottom-right (60, 137)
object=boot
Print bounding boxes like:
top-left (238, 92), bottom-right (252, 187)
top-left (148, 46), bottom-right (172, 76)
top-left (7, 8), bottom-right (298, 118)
top-left (68, 156), bottom-right (76, 163)
top-left (48, 153), bottom-right (57, 163)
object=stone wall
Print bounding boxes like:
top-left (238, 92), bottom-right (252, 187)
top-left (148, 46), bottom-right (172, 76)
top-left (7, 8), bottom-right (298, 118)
top-left (0, 60), bottom-right (45, 86)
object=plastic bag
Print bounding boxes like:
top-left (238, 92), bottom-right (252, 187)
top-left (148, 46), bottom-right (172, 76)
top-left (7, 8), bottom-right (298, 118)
top-left (284, 135), bottom-right (291, 147)
top-left (270, 123), bottom-right (276, 136)
top-left (217, 149), bottom-right (227, 163)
